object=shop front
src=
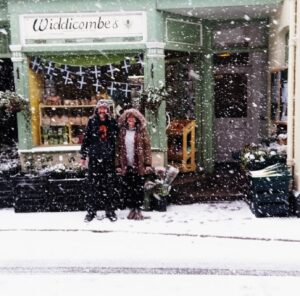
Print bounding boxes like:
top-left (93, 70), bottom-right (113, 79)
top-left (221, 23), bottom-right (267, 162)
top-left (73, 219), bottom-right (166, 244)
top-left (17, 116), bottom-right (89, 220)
top-left (6, 0), bottom-right (281, 174)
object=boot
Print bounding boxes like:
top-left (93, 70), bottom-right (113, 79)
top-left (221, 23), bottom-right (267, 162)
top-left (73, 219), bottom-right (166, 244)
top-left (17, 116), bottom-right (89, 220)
top-left (84, 212), bottom-right (96, 222)
top-left (106, 211), bottom-right (117, 222)
top-left (133, 209), bottom-right (144, 220)
top-left (127, 208), bottom-right (136, 219)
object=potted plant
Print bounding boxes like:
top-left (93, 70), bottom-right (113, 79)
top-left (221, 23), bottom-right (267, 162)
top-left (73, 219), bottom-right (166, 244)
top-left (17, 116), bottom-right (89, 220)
top-left (0, 90), bottom-right (29, 113)
top-left (140, 86), bottom-right (169, 111)
top-left (240, 143), bottom-right (286, 171)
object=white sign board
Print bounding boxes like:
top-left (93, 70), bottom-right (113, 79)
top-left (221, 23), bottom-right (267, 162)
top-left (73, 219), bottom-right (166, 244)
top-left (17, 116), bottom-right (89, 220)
top-left (20, 12), bottom-right (146, 45)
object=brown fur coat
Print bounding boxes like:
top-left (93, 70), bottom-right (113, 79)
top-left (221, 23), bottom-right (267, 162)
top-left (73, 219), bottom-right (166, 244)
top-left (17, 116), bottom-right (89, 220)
top-left (116, 109), bottom-right (152, 176)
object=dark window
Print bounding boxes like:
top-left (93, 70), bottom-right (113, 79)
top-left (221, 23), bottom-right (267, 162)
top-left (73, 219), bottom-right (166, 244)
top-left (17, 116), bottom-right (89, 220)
top-left (0, 59), bottom-right (14, 91)
top-left (214, 73), bottom-right (247, 118)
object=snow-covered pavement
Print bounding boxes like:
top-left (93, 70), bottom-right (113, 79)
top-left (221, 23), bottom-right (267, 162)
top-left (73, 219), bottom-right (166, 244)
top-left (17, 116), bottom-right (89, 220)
top-left (1, 201), bottom-right (300, 295)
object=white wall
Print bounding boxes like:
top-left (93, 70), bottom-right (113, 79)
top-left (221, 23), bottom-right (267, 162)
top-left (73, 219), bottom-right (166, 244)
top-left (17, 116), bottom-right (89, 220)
top-left (269, 0), bottom-right (290, 70)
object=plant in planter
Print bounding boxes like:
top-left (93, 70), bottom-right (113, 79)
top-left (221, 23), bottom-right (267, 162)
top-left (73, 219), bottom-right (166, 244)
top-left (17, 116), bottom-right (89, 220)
top-left (240, 143), bottom-right (286, 171)
top-left (0, 90), bottom-right (31, 130)
top-left (39, 163), bottom-right (87, 179)
top-left (140, 86), bottom-right (169, 112)
top-left (0, 90), bottom-right (29, 113)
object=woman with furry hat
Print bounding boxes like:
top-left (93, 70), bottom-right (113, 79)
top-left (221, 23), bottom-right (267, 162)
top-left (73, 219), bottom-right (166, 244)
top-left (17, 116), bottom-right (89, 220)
top-left (80, 99), bottom-right (118, 222)
top-left (116, 108), bottom-right (152, 220)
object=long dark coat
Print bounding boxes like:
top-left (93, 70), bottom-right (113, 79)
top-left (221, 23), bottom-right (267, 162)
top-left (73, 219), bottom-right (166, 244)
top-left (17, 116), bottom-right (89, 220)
top-left (80, 113), bottom-right (118, 171)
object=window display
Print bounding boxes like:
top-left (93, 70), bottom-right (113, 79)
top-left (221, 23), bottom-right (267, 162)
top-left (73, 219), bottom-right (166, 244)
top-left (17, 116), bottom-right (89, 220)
top-left (29, 55), bottom-right (144, 146)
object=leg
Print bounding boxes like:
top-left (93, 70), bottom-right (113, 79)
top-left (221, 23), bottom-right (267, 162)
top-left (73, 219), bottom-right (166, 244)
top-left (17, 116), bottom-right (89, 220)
top-left (100, 170), bottom-right (118, 222)
top-left (125, 171), bottom-right (145, 220)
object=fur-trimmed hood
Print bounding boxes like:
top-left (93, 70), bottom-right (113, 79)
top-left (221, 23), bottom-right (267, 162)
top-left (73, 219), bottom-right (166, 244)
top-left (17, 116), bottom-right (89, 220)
top-left (118, 108), bottom-right (147, 129)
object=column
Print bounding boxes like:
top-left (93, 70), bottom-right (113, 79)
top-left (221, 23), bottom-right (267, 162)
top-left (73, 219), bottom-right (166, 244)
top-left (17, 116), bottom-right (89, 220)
top-left (9, 44), bottom-right (32, 150)
top-left (144, 42), bottom-right (167, 167)
top-left (199, 22), bottom-right (214, 173)
top-left (294, 0), bottom-right (300, 190)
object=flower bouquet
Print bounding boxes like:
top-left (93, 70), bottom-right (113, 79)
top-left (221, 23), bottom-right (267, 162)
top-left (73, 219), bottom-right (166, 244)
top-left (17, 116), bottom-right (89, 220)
top-left (144, 165), bottom-right (179, 200)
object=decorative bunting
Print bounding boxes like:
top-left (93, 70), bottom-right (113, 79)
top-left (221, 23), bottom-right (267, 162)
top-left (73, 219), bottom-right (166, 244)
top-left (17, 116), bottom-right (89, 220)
top-left (107, 81), bottom-right (116, 96)
top-left (60, 64), bottom-right (69, 75)
top-left (77, 75), bottom-right (87, 89)
top-left (92, 79), bottom-right (102, 93)
top-left (121, 59), bottom-right (131, 74)
top-left (62, 71), bottom-right (72, 85)
top-left (44, 61), bottom-right (57, 80)
top-left (121, 83), bottom-right (131, 97)
top-left (90, 65), bottom-right (102, 79)
top-left (135, 53), bottom-right (144, 67)
top-left (76, 66), bottom-right (86, 76)
top-left (30, 54), bottom-right (144, 97)
top-left (107, 64), bottom-right (120, 80)
top-left (31, 57), bottom-right (43, 73)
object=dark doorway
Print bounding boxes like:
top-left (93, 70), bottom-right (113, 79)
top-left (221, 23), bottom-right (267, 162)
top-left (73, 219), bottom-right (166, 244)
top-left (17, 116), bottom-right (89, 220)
top-left (0, 58), bottom-right (17, 146)
top-left (214, 73), bottom-right (248, 118)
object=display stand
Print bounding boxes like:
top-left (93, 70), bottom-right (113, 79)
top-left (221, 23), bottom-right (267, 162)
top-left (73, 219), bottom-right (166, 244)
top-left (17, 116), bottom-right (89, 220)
top-left (167, 119), bottom-right (196, 172)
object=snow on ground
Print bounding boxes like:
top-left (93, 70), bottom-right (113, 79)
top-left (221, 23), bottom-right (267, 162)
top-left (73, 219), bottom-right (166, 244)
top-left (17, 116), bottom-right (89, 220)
top-left (1, 201), bottom-right (299, 241)
top-left (1, 201), bottom-right (300, 295)
top-left (0, 274), bottom-right (299, 296)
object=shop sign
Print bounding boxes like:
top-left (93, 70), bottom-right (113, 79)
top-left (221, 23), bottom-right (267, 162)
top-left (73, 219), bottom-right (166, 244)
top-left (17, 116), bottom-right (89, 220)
top-left (20, 12), bottom-right (146, 45)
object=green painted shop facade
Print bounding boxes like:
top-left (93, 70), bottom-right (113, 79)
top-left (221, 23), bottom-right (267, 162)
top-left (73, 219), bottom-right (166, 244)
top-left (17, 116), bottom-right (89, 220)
top-left (0, 0), bottom-right (282, 172)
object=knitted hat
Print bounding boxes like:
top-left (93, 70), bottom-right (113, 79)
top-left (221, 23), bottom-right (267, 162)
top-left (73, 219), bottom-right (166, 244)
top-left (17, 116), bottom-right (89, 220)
top-left (96, 99), bottom-right (110, 109)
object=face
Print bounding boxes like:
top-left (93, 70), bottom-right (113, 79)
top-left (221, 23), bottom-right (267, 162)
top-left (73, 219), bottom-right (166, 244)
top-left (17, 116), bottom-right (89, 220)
top-left (97, 106), bottom-right (108, 117)
top-left (127, 115), bottom-right (136, 128)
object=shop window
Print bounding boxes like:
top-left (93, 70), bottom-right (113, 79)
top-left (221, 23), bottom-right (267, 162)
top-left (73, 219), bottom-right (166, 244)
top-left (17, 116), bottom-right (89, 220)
top-left (165, 51), bottom-right (196, 120)
top-left (0, 24), bottom-right (10, 54)
top-left (214, 73), bottom-right (248, 118)
top-left (29, 55), bottom-right (144, 146)
top-left (271, 69), bottom-right (288, 123)
top-left (213, 21), bottom-right (267, 49)
top-left (285, 32), bottom-right (289, 65)
top-left (0, 58), bottom-right (14, 91)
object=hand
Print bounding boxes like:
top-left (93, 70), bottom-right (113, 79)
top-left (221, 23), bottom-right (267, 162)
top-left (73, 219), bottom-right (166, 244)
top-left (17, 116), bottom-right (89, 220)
top-left (116, 167), bottom-right (122, 175)
top-left (145, 166), bottom-right (152, 174)
top-left (80, 159), bottom-right (86, 167)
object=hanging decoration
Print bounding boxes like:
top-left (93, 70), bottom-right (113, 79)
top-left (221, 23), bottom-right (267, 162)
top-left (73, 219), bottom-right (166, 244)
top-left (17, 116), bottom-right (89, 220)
top-left (29, 54), bottom-right (144, 98)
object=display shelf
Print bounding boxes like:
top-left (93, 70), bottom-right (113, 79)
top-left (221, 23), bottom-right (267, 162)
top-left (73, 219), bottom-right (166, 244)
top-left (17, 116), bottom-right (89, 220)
top-left (167, 119), bottom-right (196, 172)
top-left (39, 103), bottom-right (94, 146)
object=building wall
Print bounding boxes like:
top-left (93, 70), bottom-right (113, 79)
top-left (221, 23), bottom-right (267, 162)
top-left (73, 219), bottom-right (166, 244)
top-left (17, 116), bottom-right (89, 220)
top-left (6, 0), bottom-right (282, 173)
top-left (269, 0), bottom-right (290, 70)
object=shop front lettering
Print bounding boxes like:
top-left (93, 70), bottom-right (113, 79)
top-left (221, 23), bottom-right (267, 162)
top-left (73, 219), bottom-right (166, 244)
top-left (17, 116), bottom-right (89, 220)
top-left (32, 17), bottom-right (119, 32)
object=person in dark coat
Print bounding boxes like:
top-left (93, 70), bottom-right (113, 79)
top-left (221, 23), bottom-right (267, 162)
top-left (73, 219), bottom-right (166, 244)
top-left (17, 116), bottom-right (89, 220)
top-left (116, 108), bottom-right (152, 220)
top-left (80, 99), bottom-right (118, 222)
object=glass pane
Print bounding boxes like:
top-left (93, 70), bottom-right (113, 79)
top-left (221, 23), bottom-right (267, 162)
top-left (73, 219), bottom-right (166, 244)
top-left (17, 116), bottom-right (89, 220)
top-left (213, 22), bottom-right (267, 49)
top-left (214, 73), bottom-right (248, 118)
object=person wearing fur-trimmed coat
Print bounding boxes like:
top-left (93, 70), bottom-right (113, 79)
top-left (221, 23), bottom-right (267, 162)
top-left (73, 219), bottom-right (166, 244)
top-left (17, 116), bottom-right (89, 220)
top-left (116, 108), bottom-right (152, 220)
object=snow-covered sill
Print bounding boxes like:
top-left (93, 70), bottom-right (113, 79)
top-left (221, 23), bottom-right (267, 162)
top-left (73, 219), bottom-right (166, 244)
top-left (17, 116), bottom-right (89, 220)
top-left (18, 145), bottom-right (81, 153)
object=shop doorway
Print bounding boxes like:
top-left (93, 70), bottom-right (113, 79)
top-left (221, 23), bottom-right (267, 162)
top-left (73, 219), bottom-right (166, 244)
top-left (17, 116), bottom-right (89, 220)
top-left (165, 51), bottom-right (197, 172)
top-left (0, 58), bottom-right (17, 146)
top-left (213, 52), bottom-right (267, 162)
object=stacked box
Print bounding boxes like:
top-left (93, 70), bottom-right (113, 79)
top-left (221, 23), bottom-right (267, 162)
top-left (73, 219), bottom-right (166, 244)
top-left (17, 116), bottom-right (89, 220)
top-left (47, 177), bottom-right (87, 211)
top-left (249, 174), bottom-right (291, 217)
top-left (13, 176), bottom-right (48, 213)
top-left (12, 173), bottom-right (88, 213)
top-left (0, 175), bottom-right (13, 208)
